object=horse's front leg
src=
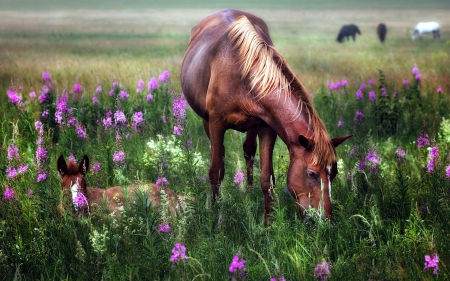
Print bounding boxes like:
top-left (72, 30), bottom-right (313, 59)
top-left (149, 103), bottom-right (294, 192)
top-left (257, 126), bottom-right (277, 226)
top-left (207, 118), bottom-right (226, 201)
top-left (243, 129), bottom-right (257, 188)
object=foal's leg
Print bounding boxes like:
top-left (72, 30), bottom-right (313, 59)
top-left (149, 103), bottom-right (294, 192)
top-left (257, 126), bottom-right (277, 226)
top-left (243, 129), bottom-right (257, 187)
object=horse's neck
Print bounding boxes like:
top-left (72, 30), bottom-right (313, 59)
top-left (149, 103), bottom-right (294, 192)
top-left (259, 91), bottom-right (312, 147)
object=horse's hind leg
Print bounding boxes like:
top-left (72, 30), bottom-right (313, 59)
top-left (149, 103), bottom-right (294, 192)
top-left (257, 126), bottom-right (277, 226)
top-left (243, 129), bottom-right (257, 188)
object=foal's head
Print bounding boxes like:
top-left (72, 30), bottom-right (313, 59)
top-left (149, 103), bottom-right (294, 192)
top-left (57, 155), bottom-right (89, 212)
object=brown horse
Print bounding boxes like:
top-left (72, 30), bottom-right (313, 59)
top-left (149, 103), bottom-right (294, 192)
top-left (57, 155), bottom-right (181, 216)
top-left (377, 23), bottom-right (387, 43)
top-left (181, 9), bottom-right (351, 225)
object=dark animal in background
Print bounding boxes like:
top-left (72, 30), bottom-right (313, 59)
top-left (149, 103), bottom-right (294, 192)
top-left (336, 24), bottom-right (361, 43)
top-left (377, 23), bottom-right (387, 43)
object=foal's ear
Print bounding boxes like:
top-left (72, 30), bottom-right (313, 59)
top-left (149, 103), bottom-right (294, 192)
top-left (79, 155), bottom-right (90, 177)
top-left (332, 134), bottom-right (353, 148)
top-left (57, 155), bottom-right (67, 177)
top-left (298, 135), bottom-right (313, 150)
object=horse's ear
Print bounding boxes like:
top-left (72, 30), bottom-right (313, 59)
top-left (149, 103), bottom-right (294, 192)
top-left (332, 134), bottom-right (353, 148)
top-left (79, 155), bottom-right (89, 177)
top-left (298, 135), bottom-right (313, 150)
top-left (57, 155), bottom-right (67, 177)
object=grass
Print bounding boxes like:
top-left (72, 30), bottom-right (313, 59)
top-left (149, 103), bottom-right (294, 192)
top-left (1, 1), bottom-right (450, 280)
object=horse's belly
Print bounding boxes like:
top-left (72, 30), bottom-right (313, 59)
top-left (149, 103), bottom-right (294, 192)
top-left (226, 113), bottom-right (264, 132)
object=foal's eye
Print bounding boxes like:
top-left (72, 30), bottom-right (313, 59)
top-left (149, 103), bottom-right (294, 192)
top-left (307, 170), bottom-right (319, 180)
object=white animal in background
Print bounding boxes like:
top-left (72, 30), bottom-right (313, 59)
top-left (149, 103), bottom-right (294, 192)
top-left (412, 22), bottom-right (440, 40)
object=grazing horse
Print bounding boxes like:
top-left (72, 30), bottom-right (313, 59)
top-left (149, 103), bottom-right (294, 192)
top-left (57, 155), bottom-right (181, 216)
top-left (377, 23), bottom-right (387, 43)
top-left (336, 24), bottom-right (361, 43)
top-left (181, 9), bottom-right (352, 225)
top-left (412, 22), bottom-right (440, 40)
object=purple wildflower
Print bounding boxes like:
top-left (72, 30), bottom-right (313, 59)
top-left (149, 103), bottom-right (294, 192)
top-left (417, 134), bottom-right (430, 148)
top-left (354, 111), bottom-right (364, 123)
top-left (37, 172), bottom-right (47, 182)
top-left (424, 254), bottom-right (439, 275)
top-left (69, 154), bottom-right (77, 163)
top-left (137, 79), bottom-right (144, 93)
top-left (446, 165), bottom-right (450, 179)
top-left (156, 177), bottom-right (168, 188)
top-left (112, 81), bottom-right (118, 88)
top-left (366, 151), bottom-right (382, 164)
top-left (146, 93), bottom-right (154, 101)
top-left (437, 87), bottom-right (442, 93)
top-left (7, 89), bottom-right (22, 105)
top-left (119, 90), bottom-right (129, 100)
top-left (109, 89), bottom-right (115, 96)
top-left (18, 164), bottom-right (28, 174)
top-left (356, 89), bottom-right (363, 100)
top-left (35, 120), bottom-right (43, 131)
top-left (4, 187), bottom-right (15, 201)
top-left (148, 77), bottom-right (158, 91)
top-left (360, 83), bottom-right (366, 90)
top-left (114, 110), bottom-right (127, 126)
top-left (102, 117), bottom-right (112, 129)
top-left (73, 83), bottom-right (82, 94)
top-left (158, 223), bottom-right (171, 234)
top-left (314, 261), bottom-right (331, 280)
top-left (132, 111), bottom-right (145, 132)
top-left (228, 254), bottom-right (247, 280)
top-left (67, 117), bottom-right (76, 127)
top-left (35, 147), bottom-right (47, 163)
top-left (76, 125), bottom-right (87, 140)
top-left (415, 73), bottom-right (422, 81)
top-left (27, 189), bottom-right (33, 198)
top-left (92, 96), bottom-right (98, 104)
top-left (369, 91), bottom-right (375, 102)
top-left (170, 243), bottom-right (188, 267)
top-left (310, 93), bottom-right (314, 99)
top-left (8, 144), bottom-right (19, 161)
top-left (96, 85), bottom-right (102, 93)
top-left (173, 98), bottom-right (187, 120)
top-left (369, 79), bottom-right (374, 86)
top-left (73, 193), bottom-right (88, 209)
top-left (403, 79), bottom-right (409, 86)
top-left (42, 71), bottom-right (51, 83)
top-left (270, 278), bottom-right (286, 281)
top-left (92, 162), bottom-right (101, 173)
top-left (412, 66), bottom-right (419, 75)
top-left (29, 91), bottom-right (36, 99)
top-left (337, 120), bottom-right (344, 127)
top-left (162, 115), bottom-right (167, 123)
top-left (234, 172), bottom-right (245, 184)
top-left (357, 161), bottom-right (367, 171)
top-left (341, 79), bottom-right (348, 87)
top-left (7, 167), bottom-right (17, 179)
top-left (173, 124), bottom-right (183, 135)
top-left (426, 146), bottom-right (439, 173)
top-left (395, 148), bottom-right (406, 161)
top-left (113, 151), bottom-right (126, 166)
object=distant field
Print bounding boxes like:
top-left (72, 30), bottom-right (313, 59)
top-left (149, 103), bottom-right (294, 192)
top-left (1, 1), bottom-right (449, 95)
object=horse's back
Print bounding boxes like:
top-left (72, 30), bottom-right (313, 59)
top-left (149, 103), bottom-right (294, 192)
top-left (181, 9), bottom-right (271, 121)
top-left (415, 22), bottom-right (440, 31)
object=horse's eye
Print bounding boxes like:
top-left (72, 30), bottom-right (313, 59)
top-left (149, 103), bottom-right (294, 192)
top-left (307, 170), bottom-right (319, 180)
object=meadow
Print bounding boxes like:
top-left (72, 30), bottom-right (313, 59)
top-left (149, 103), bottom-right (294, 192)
top-left (1, 0), bottom-right (450, 280)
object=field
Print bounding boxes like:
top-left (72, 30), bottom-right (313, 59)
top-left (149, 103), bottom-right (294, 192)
top-left (1, 0), bottom-right (450, 280)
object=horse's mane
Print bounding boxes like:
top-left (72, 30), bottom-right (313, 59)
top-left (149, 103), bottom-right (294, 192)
top-left (228, 16), bottom-right (335, 168)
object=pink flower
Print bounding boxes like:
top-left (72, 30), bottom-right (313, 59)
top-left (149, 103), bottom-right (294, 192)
top-left (424, 254), bottom-right (439, 275)
top-left (148, 77), bottom-right (158, 91)
top-left (234, 171), bottom-right (245, 184)
top-left (42, 71), bottom-right (51, 83)
top-left (4, 187), bottom-right (15, 201)
top-left (437, 87), bottom-right (442, 93)
top-left (156, 177), bottom-right (168, 188)
top-left (412, 66), bottom-right (419, 75)
top-left (29, 91), bottom-right (36, 99)
top-left (74, 83), bottom-right (82, 94)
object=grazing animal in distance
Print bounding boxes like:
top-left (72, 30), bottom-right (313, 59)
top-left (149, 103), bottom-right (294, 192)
top-left (336, 24), bottom-right (361, 43)
top-left (181, 9), bottom-right (352, 225)
top-left (57, 155), bottom-right (181, 216)
top-left (377, 23), bottom-right (387, 43)
top-left (412, 22), bottom-right (440, 40)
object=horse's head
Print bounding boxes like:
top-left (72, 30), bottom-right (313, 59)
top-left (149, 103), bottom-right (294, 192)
top-left (57, 155), bottom-right (89, 212)
top-left (412, 29), bottom-right (418, 41)
top-left (287, 135), bottom-right (352, 221)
